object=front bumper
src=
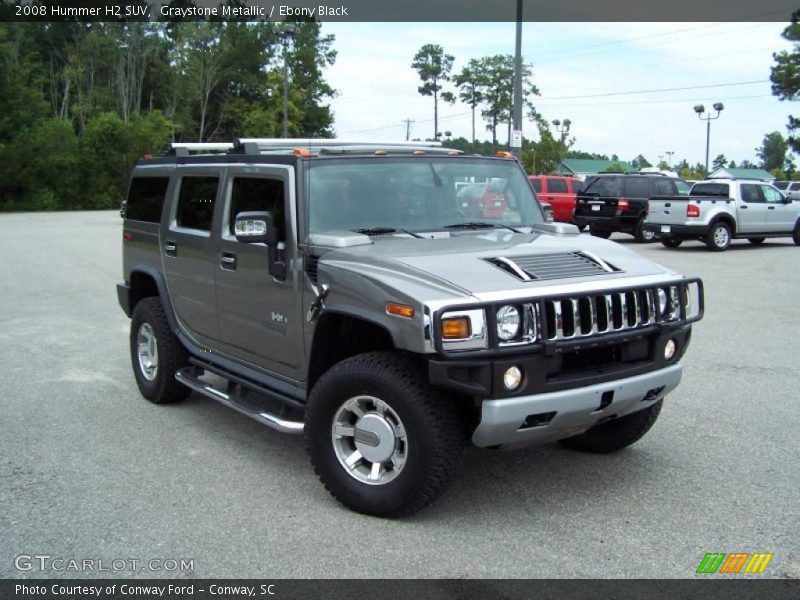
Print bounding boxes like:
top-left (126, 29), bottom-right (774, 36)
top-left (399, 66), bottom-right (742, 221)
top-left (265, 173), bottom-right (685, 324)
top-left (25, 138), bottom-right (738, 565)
top-left (471, 363), bottom-right (682, 448)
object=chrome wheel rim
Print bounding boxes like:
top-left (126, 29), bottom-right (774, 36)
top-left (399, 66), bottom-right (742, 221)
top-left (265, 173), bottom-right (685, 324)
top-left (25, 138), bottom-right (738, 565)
top-left (136, 323), bottom-right (158, 381)
top-left (642, 229), bottom-right (656, 242)
top-left (331, 395), bottom-right (408, 485)
top-left (714, 226), bottom-right (729, 247)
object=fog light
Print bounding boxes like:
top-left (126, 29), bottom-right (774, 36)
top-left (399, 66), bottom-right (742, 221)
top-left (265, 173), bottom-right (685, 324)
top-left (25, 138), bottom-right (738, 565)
top-left (503, 366), bottom-right (523, 390)
top-left (664, 339), bottom-right (677, 361)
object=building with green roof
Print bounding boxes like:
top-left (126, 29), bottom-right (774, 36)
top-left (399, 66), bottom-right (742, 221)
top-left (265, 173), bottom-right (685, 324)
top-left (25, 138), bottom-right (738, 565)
top-left (555, 158), bottom-right (633, 179)
top-left (708, 167), bottom-right (775, 181)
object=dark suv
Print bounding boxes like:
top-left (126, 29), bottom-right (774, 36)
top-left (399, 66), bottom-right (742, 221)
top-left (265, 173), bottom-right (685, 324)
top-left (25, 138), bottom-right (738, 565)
top-left (573, 174), bottom-right (684, 242)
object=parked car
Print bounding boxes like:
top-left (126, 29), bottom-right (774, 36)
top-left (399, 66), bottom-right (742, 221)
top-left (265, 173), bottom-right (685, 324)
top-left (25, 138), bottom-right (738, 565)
top-left (528, 175), bottom-right (583, 228)
top-left (573, 173), bottom-right (685, 242)
top-left (644, 178), bottom-right (800, 250)
top-left (784, 181), bottom-right (800, 201)
top-left (456, 180), bottom-right (510, 219)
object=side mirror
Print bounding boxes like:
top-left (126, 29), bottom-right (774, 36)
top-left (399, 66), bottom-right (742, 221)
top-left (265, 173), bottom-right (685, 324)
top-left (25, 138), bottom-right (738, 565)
top-left (234, 211), bottom-right (286, 281)
top-left (541, 203), bottom-right (554, 222)
top-left (234, 211), bottom-right (278, 244)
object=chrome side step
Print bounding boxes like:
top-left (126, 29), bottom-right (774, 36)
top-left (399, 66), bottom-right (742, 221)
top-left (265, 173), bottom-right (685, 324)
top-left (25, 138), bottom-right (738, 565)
top-left (175, 368), bottom-right (304, 435)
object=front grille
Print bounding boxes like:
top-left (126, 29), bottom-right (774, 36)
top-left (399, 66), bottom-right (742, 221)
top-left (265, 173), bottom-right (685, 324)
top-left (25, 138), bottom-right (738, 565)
top-left (543, 287), bottom-right (678, 340)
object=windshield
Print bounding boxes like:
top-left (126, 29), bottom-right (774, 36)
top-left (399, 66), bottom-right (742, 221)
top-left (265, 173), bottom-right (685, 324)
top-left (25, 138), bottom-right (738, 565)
top-left (306, 157), bottom-right (544, 234)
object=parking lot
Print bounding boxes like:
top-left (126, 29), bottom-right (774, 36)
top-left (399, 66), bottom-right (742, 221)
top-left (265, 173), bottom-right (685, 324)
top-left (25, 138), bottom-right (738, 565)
top-left (1, 210), bottom-right (798, 579)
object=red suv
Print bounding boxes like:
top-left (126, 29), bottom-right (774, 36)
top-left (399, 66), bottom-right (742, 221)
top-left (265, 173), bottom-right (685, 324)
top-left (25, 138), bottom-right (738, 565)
top-left (528, 175), bottom-right (582, 227)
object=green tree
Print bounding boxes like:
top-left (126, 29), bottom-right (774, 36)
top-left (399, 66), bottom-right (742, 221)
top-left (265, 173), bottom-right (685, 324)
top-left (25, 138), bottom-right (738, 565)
top-left (770, 11), bottom-right (800, 153)
top-left (605, 161), bottom-right (628, 173)
top-left (630, 154), bottom-right (651, 169)
top-left (453, 59), bottom-right (484, 146)
top-left (712, 154), bottom-right (728, 169)
top-left (411, 44), bottom-right (455, 140)
top-left (756, 131), bottom-right (789, 173)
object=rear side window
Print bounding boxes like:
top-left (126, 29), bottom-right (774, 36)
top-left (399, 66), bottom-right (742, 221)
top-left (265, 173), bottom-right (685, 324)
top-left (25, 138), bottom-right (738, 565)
top-left (623, 177), bottom-right (650, 198)
top-left (126, 177), bottom-right (169, 222)
top-left (740, 184), bottom-right (763, 204)
top-left (229, 177), bottom-right (286, 240)
top-left (582, 176), bottom-right (621, 196)
top-left (789, 182), bottom-right (800, 191)
top-left (548, 179), bottom-right (568, 193)
top-left (530, 179), bottom-right (542, 192)
top-left (652, 178), bottom-right (676, 196)
top-left (176, 176), bottom-right (219, 231)
top-left (691, 183), bottom-right (729, 197)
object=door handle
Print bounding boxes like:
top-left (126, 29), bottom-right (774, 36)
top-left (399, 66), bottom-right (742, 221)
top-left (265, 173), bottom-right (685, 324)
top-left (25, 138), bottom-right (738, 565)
top-left (767, 206), bottom-right (775, 210)
top-left (164, 240), bottom-right (177, 257)
top-left (740, 205), bottom-right (748, 209)
top-left (220, 251), bottom-right (237, 270)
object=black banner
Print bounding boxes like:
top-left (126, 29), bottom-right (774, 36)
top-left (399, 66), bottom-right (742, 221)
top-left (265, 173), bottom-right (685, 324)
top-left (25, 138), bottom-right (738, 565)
top-left (3, 579), bottom-right (800, 600)
top-left (1, 0), bottom-right (798, 23)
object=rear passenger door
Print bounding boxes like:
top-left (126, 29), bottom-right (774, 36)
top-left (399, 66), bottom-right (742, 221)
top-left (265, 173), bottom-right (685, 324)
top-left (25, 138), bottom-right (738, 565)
top-left (544, 178), bottom-right (572, 222)
top-left (214, 166), bottom-right (304, 380)
top-left (761, 184), bottom-right (793, 232)
top-left (161, 167), bottom-right (223, 345)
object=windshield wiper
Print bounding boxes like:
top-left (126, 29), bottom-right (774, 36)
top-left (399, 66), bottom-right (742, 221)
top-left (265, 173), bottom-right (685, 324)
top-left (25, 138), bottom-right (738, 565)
top-left (353, 227), bottom-right (424, 239)
top-left (443, 222), bottom-right (523, 233)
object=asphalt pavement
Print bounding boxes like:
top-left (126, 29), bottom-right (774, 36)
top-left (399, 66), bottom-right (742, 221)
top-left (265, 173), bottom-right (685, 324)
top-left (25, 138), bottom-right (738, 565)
top-left (1, 211), bottom-right (798, 579)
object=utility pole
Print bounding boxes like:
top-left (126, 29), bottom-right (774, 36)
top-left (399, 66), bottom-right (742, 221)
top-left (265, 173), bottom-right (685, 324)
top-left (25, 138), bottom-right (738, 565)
top-left (666, 151), bottom-right (674, 168)
top-left (402, 118), bottom-right (415, 141)
top-left (511, 0), bottom-right (523, 158)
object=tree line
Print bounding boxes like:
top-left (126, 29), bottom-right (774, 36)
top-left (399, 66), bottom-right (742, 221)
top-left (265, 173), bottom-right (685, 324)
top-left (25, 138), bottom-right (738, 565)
top-left (0, 20), bottom-right (336, 212)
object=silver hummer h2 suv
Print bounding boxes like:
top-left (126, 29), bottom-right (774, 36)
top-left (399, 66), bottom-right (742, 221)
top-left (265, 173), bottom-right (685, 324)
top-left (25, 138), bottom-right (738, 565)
top-left (117, 139), bottom-right (704, 517)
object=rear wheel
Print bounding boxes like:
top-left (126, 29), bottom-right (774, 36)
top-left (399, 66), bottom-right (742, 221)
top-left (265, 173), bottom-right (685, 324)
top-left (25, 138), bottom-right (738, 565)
top-left (705, 221), bottom-right (731, 251)
top-left (634, 218), bottom-right (656, 243)
top-left (589, 227), bottom-right (611, 239)
top-left (305, 352), bottom-right (464, 517)
top-left (130, 298), bottom-right (190, 404)
top-left (559, 400), bottom-right (663, 454)
top-left (660, 236), bottom-right (682, 248)
top-left (747, 237), bottom-right (766, 245)
top-left (793, 221), bottom-right (800, 246)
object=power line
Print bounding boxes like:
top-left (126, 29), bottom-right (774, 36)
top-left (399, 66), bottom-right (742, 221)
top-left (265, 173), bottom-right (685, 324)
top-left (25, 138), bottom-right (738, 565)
top-left (538, 79), bottom-right (769, 101)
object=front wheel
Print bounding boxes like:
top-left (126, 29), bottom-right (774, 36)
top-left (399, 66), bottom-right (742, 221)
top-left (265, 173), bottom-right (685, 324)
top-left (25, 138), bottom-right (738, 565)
top-left (130, 298), bottom-right (190, 404)
top-left (660, 236), bottom-right (683, 248)
top-left (559, 400), bottom-right (663, 454)
top-left (705, 221), bottom-right (731, 251)
top-left (793, 221), bottom-right (800, 246)
top-left (589, 227), bottom-right (612, 239)
top-left (305, 352), bottom-right (464, 517)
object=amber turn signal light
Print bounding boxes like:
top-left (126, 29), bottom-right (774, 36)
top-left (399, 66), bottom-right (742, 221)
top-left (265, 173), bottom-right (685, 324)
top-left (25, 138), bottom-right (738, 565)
top-left (386, 303), bottom-right (415, 318)
top-left (441, 317), bottom-right (471, 339)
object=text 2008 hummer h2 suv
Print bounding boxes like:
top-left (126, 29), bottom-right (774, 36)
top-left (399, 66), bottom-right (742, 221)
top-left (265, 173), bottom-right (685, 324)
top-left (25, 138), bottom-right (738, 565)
top-left (117, 139), bottom-right (704, 517)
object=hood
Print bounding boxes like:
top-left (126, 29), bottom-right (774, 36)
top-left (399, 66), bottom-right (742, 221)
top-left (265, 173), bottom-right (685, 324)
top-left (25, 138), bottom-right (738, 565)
top-left (317, 229), bottom-right (675, 298)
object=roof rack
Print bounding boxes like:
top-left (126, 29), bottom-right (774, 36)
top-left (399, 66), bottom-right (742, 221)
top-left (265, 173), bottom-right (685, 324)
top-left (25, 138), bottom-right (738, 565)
top-left (168, 143), bottom-right (234, 157)
top-left (232, 138), bottom-right (445, 156)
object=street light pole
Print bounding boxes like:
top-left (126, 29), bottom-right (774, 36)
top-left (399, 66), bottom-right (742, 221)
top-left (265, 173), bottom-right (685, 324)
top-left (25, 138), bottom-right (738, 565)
top-left (280, 24), bottom-right (296, 139)
top-left (694, 103), bottom-right (724, 173)
top-left (552, 118), bottom-right (571, 173)
top-left (511, 0), bottom-right (523, 159)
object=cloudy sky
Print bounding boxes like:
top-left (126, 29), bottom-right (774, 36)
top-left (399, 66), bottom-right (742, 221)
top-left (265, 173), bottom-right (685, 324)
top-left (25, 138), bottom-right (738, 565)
top-left (319, 21), bottom-right (795, 168)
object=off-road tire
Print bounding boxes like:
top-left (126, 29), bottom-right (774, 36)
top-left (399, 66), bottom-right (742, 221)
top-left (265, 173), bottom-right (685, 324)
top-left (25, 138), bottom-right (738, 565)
top-left (705, 221), bottom-right (732, 251)
top-left (660, 237), bottom-right (682, 248)
top-left (589, 227), bottom-right (612, 239)
top-left (130, 297), bottom-right (190, 404)
top-left (558, 400), bottom-right (663, 454)
top-left (793, 221), bottom-right (800, 246)
top-left (747, 237), bottom-right (766, 245)
top-left (634, 218), bottom-right (656, 243)
top-left (305, 351), bottom-right (464, 517)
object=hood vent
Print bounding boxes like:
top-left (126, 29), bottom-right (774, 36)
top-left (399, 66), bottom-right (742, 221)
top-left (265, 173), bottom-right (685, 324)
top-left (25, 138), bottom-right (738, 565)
top-left (484, 251), bottom-right (621, 282)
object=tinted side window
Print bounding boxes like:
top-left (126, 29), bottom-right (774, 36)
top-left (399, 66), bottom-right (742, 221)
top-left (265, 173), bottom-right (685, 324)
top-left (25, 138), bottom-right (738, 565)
top-left (229, 177), bottom-right (286, 240)
top-left (530, 179), bottom-right (542, 192)
top-left (176, 177), bottom-right (219, 231)
top-left (126, 177), bottom-right (169, 222)
top-left (789, 182), bottom-right (800, 191)
top-left (623, 177), bottom-right (650, 198)
top-left (740, 184), bottom-right (763, 204)
top-left (652, 178), bottom-right (676, 196)
top-left (548, 179), bottom-right (568, 193)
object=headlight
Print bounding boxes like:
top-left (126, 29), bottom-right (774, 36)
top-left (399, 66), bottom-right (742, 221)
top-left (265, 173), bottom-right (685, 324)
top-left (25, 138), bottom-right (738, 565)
top-left (496, 305), bottom-right (521, 341)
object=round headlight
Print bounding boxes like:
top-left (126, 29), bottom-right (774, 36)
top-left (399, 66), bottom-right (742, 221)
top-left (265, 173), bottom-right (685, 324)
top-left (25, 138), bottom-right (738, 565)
top-left (664, 338), bottom-right (677, 360)
top-left (503, 366), bottom-right (523, 390)
top-left (496, 305), bottom-right (521, 341)
top-left (657, 288), bottom-right (668, 317)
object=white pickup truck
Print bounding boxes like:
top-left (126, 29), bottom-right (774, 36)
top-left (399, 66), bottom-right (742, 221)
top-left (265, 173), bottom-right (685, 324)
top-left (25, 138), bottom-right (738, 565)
top-left (644, 178), bottom-right (800, 251)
